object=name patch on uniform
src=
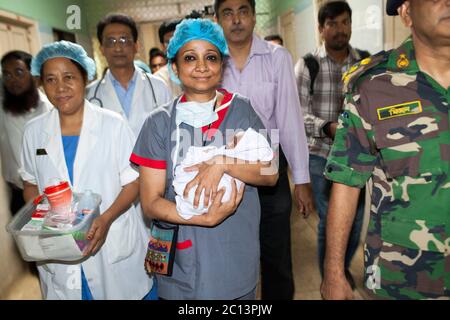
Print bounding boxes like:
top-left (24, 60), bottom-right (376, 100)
top-left (36, 149), bottom-right (47, 156)
top-left (377, 101), bottom-right (422, 121)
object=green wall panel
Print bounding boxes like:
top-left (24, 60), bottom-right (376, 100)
top-left (0, 0), bottom-right (87, 34)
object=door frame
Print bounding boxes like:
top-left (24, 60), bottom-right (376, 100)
top-left (279, 9), bottom-right (297, 62)
top-left (0, 10), bottom-right (40, 55)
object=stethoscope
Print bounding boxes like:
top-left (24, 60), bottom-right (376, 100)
top-left (88, 69), bottom-right (158, 108)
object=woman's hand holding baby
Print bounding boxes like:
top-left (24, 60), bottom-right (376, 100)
top-left (183, 155), bottom-right (228, 208)
top-left (202, 179), bottom-right (245, 227)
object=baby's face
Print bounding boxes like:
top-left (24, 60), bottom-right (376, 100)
top-left (226, 132), bottom-right (245, 149)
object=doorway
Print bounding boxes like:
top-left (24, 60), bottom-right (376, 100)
top-left (279, 10), bottom-right (297, 62)
top-left (0, 10), bottom-right (39, 57)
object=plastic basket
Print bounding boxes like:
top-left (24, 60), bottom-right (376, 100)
top-left (6, 192), bottom-right (101, 262)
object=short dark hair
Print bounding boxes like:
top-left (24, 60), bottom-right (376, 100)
top-left (158, 10), bottom-right (204, 45)
top-left (318, 1), bottom-right (352, 27)
top-left (1, 50), bottom-right (32, 70)
top-left (158, 19), bottom-right (181, 44)
top-left (97, 13), bottom-right (138, 44)
top-left (214, 0), bottom-right (256, 16)
top-left (264, 34), bottom-right (284, 46)
top-left (39, 59), bottom-right (88, 84)
top-left (185, 10), bottom-right (202, 19)
top-left (149, 48), bottom-right (167, 61)
top-left (70, 60), bottom-right (88, 84)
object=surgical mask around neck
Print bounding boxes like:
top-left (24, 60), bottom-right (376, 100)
top-left (175, 95), bottom-right (218, 128)
top-left (172, 94), bottom-right (219, 177)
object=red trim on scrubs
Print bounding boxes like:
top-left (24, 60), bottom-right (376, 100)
top-left (130, 153), bottom-right (167, 169)
top-left (177, 240), bottom-right (193, 250)
top-left (202, 89), bottom-right (233, 140)
top-left (179, 88), bottom-right (233, 106)
top-left (179, 89), bottom-right (234, 142)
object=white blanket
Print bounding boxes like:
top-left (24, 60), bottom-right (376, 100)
top-left (173, 128), bottom-right (274, 220)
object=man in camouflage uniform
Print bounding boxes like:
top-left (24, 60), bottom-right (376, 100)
top-left (321, 0), bottom-right (450, 300)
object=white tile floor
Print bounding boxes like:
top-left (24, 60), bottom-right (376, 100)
top-left (1, 266), bottom-right (41, 300)
top-left (289, 211), bottom-right (368, 300)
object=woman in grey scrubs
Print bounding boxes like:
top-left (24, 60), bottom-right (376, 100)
top-left (131, 19), bottom-right (279, 300)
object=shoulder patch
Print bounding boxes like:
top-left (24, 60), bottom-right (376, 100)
top-left (396, 54), bottom-right (410, 69)
top-left (342, 51), bottom-right (389, 93)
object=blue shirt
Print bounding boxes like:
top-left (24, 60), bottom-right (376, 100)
top-left (62, 135), bottom-right (93, 299)
top-left (109, 69), bottom-right (138, 118)
top-left (62, 136), bottom-right (80, 185)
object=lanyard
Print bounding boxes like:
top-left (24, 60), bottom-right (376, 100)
top-left (201, 98), bottom-right (219, 147)
top-left (202, 124), bottom-right (213, 147)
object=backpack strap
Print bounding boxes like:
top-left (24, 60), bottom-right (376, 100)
top-left (303, 53), bottom-right (320, 96)
top-left (356, 49), bottom-right (371, 60)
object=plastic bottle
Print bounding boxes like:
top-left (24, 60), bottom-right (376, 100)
top-left (43, 178), bottom-right (72, 216)
top-left (77, 190), bottom-right (96, 216)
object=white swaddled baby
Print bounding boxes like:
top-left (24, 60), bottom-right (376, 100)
top-left (173, 128), bottom-right (274, 220)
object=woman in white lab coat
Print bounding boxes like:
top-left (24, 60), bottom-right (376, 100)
top-left (19, 41), bottom-right (151, 300)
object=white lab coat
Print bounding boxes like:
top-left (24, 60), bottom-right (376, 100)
top-left (0, 90), bottom-right (52, 188)
top-left (19, 101), bottom-right (151, 300)
top-left (86, 68), bottom-right (171, 137)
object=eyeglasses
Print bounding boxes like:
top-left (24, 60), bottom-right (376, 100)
top-left (221, 8), bottom-right (252, 20)
top-left (2, 69), bottom-right (27, 82)
top-left (150, 62), bottom-right (167, 69)
top-left (103, 36), bottom-right (134, 48)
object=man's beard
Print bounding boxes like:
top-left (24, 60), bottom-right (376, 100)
top-left (328, 33), bottom-right (350, 51)
top-left (2, 80), bottom-right (40, 115)
top-left (329, 42), bottom-right (349, 51)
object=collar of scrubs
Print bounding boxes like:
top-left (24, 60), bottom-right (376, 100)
top-left (175, 94), bottom-right (218, 128)
top-left (179, 88), bottom-right (234, 114)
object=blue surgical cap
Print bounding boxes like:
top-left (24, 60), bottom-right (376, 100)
top-left (166, 18), bottom-right (229, 60)
top-left (31, 41), bottom-right (96, 81)
top-left (166, 19), bottom-right (229, 85)
top-left (134, 59), bottom-right (151, 74)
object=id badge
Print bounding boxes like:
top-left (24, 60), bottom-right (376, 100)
top-left (145, 221), bottom-right (178, 276)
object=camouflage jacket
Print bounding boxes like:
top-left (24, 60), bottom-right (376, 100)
top-left (325, 37), bottom-right (450, 299)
